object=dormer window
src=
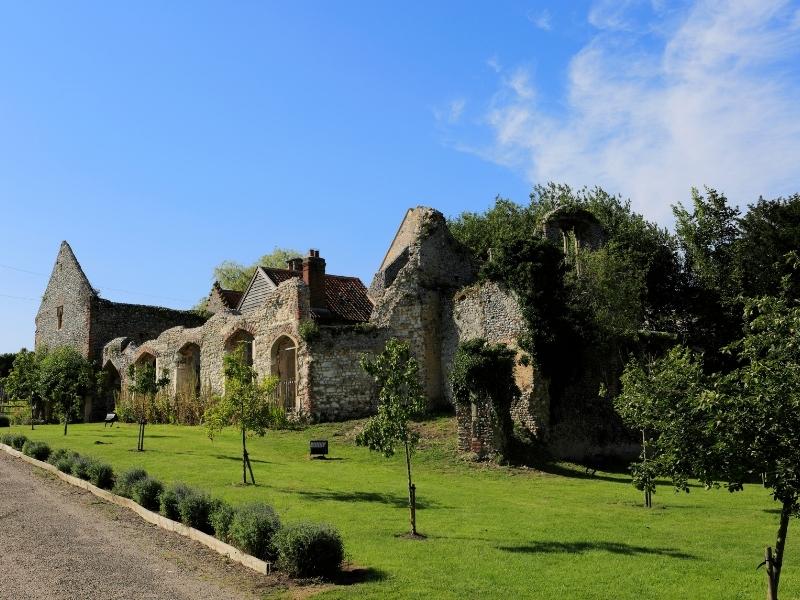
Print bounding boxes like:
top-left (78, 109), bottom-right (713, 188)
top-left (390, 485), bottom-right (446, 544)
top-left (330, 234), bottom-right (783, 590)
top-left (56, 305), bottom-right (63, 330)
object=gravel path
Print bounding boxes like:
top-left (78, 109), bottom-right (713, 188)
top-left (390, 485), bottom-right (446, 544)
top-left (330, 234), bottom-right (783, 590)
top-left (0, 450), bottom-right (288, 600)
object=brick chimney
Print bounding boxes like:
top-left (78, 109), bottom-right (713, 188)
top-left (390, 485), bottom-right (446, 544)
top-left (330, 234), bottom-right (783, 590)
top-left (286, 257), bottom-right (303, 272)
top-left (302, 249), bottom-right (326, 309)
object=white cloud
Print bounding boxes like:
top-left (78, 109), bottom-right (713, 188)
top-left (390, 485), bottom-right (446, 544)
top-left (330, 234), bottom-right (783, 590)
top-left (528, 9), bottom-right (552, 31)
top-left (486, 55), bottom-right (502, 73)
top-left (433, 98), bottom-right (467, 124)
top-left (467, 0), bottom-right (800, 222)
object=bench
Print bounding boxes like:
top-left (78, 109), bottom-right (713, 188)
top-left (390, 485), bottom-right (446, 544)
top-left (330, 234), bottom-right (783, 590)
top-left (104, 413), bottom-right (118, 427)
top-left (309, 439), bottom-right (328, 458)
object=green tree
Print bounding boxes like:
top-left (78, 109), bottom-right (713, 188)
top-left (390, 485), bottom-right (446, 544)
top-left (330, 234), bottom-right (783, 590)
top-left (616, 295), bottom-right (800, 599)
top-left (357, 339), bottom-right (426, 536)
top-left (204, 345), bottom-right (282, 484)
top-left (213, 247), bottom-right (302, 292)
top-left (3, 349), bottom-right (44, 428)
top-left (37, 347), bottom-right (94, 435)
top-left (736, 194), bottom-right (800, 299)
top-left (127, 361), bottom-right (169, 451)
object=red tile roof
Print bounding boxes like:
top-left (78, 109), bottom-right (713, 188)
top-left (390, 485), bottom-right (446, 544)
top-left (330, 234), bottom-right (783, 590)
top-left (261, 267), bottom-right (373, 323)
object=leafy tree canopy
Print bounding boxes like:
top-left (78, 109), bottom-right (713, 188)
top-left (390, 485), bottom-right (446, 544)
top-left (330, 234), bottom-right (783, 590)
top-left (37, 346), bottom-right (95, 435)
top-left (616, 295), bottom-right (800, 595)
top-left (213, 247), bottom-right (302, 292)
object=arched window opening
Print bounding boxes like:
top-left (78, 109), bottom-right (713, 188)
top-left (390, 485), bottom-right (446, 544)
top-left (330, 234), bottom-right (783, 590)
top-left (132, 351), bottom-right (157, 389)
top-left (176, 343), bottom-right (201, 400)
top-left (271, 336), bottom-right (297, 411)
top-left (102, 362), bottom-right (121, 413)
top-left (225, 330), bottom-right (255, 366)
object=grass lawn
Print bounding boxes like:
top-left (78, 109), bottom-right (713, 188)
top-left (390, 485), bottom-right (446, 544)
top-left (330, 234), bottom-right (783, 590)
top-left (7, 418), bottom-right (798, 599)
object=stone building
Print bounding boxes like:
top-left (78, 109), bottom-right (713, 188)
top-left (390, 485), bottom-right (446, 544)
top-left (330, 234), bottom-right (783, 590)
top-left (37, 207), bottom-right (632, 460)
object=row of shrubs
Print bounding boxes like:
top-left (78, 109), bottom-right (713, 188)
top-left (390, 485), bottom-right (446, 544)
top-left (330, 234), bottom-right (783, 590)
top-left (0, 434), bottom-right (344, 579)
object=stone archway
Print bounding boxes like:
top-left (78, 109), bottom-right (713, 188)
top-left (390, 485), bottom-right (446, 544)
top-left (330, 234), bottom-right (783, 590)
top-left (176, 343), bottom-right (201, 400)
top-left (270, 335), bottom-right (297, 411)
top-left (225, 330), bottom-right (255, 366)
top-left (102, 361), bottom-right (122, 413)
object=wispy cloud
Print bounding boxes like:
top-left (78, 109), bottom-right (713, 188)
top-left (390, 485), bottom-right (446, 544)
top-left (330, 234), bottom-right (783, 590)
top-left (527, 9), bottom-right (552, 31)
top-left (451, 0), bottom-right (800, 222)
top-left (486, 55), bottom-right (502, 73)
top-left (433, 98), bottom-right (467, 124)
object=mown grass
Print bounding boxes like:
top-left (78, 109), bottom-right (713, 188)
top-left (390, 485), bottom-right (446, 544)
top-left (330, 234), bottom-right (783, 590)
top-left (9, 418), bottom-right (799, 599)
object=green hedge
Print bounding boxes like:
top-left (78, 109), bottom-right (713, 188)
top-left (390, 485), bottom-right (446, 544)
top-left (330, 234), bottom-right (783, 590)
top-left (0, 414), bottom-right (10, 427)
top-left (21, 439), bottom-right (51, 461)
top-left (87, 459), bottom-right (115, 490)
top-left (113, 468), bottom-right (148, 498)
top-left (274, 522), bottom-right (345, 579)
top-left (228, 502), bottom-right (282, 562)
top-left (132, 476), bottom-right (164, 511)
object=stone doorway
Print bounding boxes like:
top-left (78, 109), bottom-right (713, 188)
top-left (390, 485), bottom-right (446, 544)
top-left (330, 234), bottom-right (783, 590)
top-left (271, 336), bottom-right (297, 412)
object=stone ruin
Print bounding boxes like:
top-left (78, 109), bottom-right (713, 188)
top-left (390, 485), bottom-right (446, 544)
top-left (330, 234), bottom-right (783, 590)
top-left (35, 207), bottom-right (634, 460)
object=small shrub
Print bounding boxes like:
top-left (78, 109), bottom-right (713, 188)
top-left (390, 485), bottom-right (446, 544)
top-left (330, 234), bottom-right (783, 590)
top-left (210, 499), bottom-right (235, 542)
top-left (47, 448), bottom-right (69, 465)
top-left (177, 488), bottom-right (214, 534)
top-left (21, 439), bottom-right (51, 461)
top-left (159, 482), bottom-right (193, 521)
top-left (0, 414), bottom-right (10, 427)
top-left (132, 476), bottom-right (164, 511)
top-left (113, 468), bottom-right (148, 498)
top-left (228, 502), bottom-right (281, 561)
top-left (55, 453), bottom-right (78, 473)
top-left (0, 432), bottom-right (14, 445)
top-left (8, 433), bottom-right (28, 450)
top-left (273, 522), bottom-right (344, 579)
top-left (71, 455), bottom-right (93, 480)
top-left (87, 460), bottom-right (115, 490)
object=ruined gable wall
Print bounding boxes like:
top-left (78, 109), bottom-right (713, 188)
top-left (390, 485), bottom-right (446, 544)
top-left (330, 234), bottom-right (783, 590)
top-left (35, 245), bottom-right (95, 358)
top-left (370, 208), bottom-right (477, 408)
top-left (441, 280), bottom-right (547, 454)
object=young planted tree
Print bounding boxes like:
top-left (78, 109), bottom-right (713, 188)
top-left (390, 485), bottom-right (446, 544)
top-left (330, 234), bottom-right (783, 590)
top-left (37, 347), bottom-right (94, 435)
top-left (127, 362), bottom-right (169, 451)
top-left (204, 345), bottom-right (282, 484)
top-left (616, 296), bottom-right (800, 599)
top-left (357, 338), bottom-right (426, 536)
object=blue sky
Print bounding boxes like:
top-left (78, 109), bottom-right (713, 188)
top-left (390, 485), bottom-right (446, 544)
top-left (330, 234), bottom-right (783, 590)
top-left (1, 1), bottom-right (799, 353)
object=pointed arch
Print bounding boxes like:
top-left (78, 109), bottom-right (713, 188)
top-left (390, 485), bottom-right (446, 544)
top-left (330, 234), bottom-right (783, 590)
top-left (176, 342), bottom-right (201, 399)
top-left (270, 335), bottom-right (297, 411)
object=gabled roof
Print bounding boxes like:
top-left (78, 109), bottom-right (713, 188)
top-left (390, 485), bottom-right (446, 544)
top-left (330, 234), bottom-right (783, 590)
top-left (217, 286), bottom-right (244, 309)
top-left (206, 281), bottom-right (244, 313)
top-left (255, 267), bottom-right (373, 323)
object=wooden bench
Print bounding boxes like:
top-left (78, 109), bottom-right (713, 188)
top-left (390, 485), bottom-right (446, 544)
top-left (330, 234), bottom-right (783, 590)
top-left (104, 413), bottom-right (118, 427)
top-left (309, 439), bottom-right (328, 458)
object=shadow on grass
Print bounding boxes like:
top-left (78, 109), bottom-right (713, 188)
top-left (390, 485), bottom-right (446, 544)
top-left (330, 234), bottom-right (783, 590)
top-left (533, 462), bottom-right (632, 485)
top-left (212, 454), bottom-right (271, 465)
top-left (332, 566), bottom-right (388, 585)
top-left (499, 540), bottom-right (695, 559)
top-left (286, 488), bottom-right (439, 509)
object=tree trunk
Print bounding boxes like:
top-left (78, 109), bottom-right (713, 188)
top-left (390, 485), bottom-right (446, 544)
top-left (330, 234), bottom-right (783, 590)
top-left (404, 439), bottom-right (417, 535)
top-left (242, 426), bottom-right (247, 484)
top-left (772, 499), bottom-right (793, 594)
top-left (766, 547), bottom-right (777, 600)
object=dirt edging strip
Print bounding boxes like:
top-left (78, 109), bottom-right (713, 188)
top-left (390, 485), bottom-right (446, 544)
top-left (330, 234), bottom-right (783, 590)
top-left (0, 443), bottom-right (270, 575)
